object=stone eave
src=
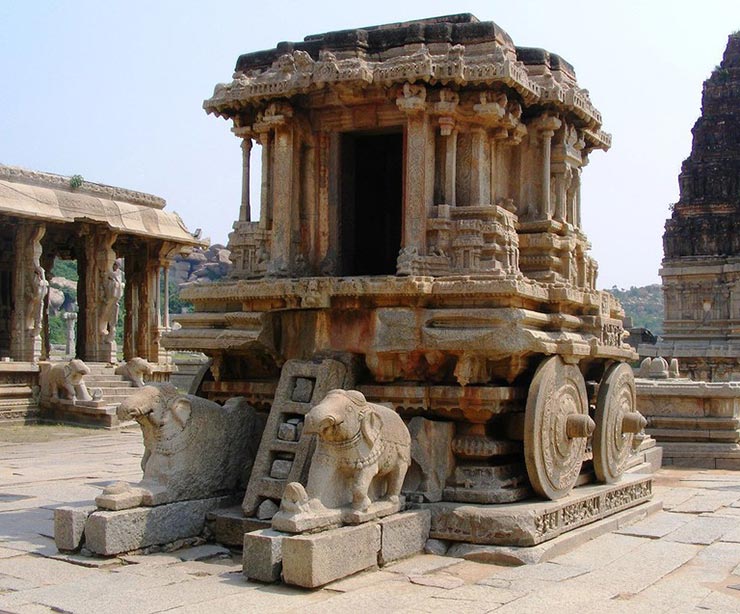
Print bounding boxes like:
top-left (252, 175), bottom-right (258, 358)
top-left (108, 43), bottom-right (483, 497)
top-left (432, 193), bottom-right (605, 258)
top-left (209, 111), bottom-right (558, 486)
top-left (203, 17), bottom-right (607, 135)
top-left (0, 172), bottom-right (204, 248)
top-left (0, 165), bottom-right (166, 210)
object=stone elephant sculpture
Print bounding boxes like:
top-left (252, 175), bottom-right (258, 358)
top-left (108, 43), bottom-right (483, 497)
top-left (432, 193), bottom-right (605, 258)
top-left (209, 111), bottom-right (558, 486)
top-left (95, 383), bottom-right (258, 510)
top-left (297, 389), bottom-right (411, 513)
top-left (48, 359), bottom-right (92, 402)
top-left (114, 357), bottom-right (153, 387)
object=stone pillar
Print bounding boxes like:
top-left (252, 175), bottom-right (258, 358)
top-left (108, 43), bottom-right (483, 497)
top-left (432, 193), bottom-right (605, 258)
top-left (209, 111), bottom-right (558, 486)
top-left (573, 168), bottom-right (582, 228)
top-left (63, 312), bottom-right (77, 357)
top-left (269, 124), bottom-right (296, 275)
top-left (163, 265), bottom-right (170, 330)
top-left (527, 115), bottom-right (561, 220)
top-left (444, 128), bottom-right (457, 206)
top-left (316, 131), bottom-right (332, 269)
top-left (40, 252), bottom-right (54, 361)
top-left (470, 128), bottom-right (490, 206)
top-left (10, 223), bottom-right (47, 362)
top-left (553, 169), bottom-right (568, 223)
top-left (239, 138), bottom-right (252, 223)
top-left (258, 131), bottom-right (273, 230)
top-left (79, 226), bottom-right (118, 363)
top-left (539, 128), bottom-right (555, 219)
top-left (123, 260), bottom-right (138, 361)
top-left (132, 260), bottom-right (161, 363)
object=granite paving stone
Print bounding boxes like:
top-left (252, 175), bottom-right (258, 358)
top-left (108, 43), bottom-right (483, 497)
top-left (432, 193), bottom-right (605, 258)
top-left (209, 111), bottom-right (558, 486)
top-left (3, 429), bottom-right (740, 613)
top-left (615, 510), bottom-right (692, 538)
top-left (663, 515), bottom-right (740, 545)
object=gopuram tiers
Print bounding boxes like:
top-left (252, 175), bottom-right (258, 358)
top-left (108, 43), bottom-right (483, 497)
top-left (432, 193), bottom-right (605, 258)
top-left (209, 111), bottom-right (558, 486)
top-left (165, 15), bottom-right (655, 522)
top-left (647, 33), bottom-right (740, 381)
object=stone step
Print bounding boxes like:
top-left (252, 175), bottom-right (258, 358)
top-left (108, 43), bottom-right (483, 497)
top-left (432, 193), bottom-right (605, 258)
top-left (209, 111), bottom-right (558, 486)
top-left (93, 386), bottom-right (137, 396)
top-left (85, 377), bottom-right (134, 386)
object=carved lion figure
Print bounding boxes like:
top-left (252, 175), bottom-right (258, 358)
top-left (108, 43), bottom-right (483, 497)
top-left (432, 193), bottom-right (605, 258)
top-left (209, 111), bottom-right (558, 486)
top-left (296, 389), bottom-right (411, 513)
top-left (114, 357), bottom-right (153, 387)
top-left (48, 359), bottom-right (92, 402)
top-left (95, 384), bottom-right (257, 510)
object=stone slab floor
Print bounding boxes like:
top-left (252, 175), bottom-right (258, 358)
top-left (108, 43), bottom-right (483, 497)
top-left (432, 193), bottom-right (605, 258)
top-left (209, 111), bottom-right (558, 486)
top-left (1, 427), bottom-right (740, 613)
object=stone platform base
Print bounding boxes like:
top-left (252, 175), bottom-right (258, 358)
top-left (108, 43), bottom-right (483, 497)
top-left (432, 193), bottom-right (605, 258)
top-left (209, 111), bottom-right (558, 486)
top-left (41, 400), bottom-right (119, 429)
top-left (444, 496), bottom-right (662, 565)
top-left (426, 474), bottom-right (654, 546)
top-left (659, 442), bottom-right (740, 469)
top-left (244, 509), bottom-right (430, 587)
top-left (55, 496), bottom-right (234, 556)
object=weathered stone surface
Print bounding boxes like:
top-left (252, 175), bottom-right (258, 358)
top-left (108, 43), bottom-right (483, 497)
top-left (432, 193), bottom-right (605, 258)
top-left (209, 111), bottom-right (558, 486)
top-left (652, 33), bottom-right (740, 382)
top-left (269, 459), bottom-right (293, 480)
top-left (664, 515), bottom-right (740, 545)
top-left (281, 523), bottom-right (380, 588)
top-left (616, 511), bottom-right (691, 539)
top-left (53, 505), bottom-right (96, 552)
top-left (403, 417), bottom-right (454, 503)
top-left (429, 475), bottom-right (654, 546)
top-left (378, 510), bottom-right (431, 565)
top-left (243, 528), bottom-right (285, 583)
top-left (424, 538), bottom-right (449, 556)
top-left (277, 422), bottom-right (297, 441)
top-left (256, 499), bottom-right (279, 520)
top-left (95, 386), bottom-right (257, 510)
top-left (274, 389), bottom-right (410, 533)
top-left (84, 496), bottom-right (229, 556)
top-left (292, 378), bottom-right (314, 403)
top-left (211, 505), bottom-right (269, 546)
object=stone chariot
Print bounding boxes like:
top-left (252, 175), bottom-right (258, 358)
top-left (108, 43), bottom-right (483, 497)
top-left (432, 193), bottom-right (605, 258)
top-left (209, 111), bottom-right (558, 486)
top-left (165, 14), bottom-right (656, 544)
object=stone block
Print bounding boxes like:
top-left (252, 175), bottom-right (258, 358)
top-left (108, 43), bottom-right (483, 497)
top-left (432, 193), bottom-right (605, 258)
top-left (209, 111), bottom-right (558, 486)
top-left (84, 496), bottom-right (228, 556)
top-left (281, 522), bottom-right (380, 588)
top-left (270, 459), bottom-right (293, 479)
top-left (429, 475), bottom-right (654, 546)
top-left (243, 528), bottom-right (285, 583)
top-left (256, 499), bottom-right (279, 520)
top-left (292, 377), bottom-right (314, 402)
top-left (54, 505), bottom-right (96, 552)
top-left (213, 507), bottom-right (269, 547)
top-left (404, 417), bottom-right (455, 502)
top-left (378, 510), bottom-right (431, 565)
top-left (277, 422), bottom-right (297, 441)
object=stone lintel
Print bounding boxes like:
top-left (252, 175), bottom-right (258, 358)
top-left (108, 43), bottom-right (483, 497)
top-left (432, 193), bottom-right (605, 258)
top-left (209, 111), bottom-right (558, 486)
top-left (427, 474), bottom-right (653, 546)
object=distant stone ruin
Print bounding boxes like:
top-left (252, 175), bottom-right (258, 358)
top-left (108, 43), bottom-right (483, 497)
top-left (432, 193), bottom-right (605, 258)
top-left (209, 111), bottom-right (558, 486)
top-left (645, 33), bottom-right (740, 381)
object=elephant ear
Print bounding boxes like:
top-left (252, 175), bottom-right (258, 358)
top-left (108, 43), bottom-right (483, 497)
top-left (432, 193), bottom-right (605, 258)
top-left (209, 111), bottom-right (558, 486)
top-left (361, 409), bottom-right (383, 445)
top-left (170, 397), bottom-right (192, 427)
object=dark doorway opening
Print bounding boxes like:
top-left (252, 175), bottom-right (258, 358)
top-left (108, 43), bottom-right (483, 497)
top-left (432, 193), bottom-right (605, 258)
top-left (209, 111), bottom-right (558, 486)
top-left (340, 131), bottom-right (403, 276)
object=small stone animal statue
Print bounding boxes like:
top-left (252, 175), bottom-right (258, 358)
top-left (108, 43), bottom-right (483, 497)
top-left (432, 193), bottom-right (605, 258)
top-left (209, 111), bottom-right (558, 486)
top-left (48, 359), bottom-right (93, 402)
top-left (95, 383), bottom-right (257, 510)
top-left (114, 357), bottom-right (153, 387)
top-left (273, 389), bottom-right (410, 532)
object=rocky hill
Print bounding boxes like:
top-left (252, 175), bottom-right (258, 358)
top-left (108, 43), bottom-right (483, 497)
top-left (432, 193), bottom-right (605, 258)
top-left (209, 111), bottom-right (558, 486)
top-left (609, 284), bottom-right (664, 335)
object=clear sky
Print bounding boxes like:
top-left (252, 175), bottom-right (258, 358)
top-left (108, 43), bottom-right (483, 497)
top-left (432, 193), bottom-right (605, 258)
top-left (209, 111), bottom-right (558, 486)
top-left (2, 1), bottom-right (738, 289)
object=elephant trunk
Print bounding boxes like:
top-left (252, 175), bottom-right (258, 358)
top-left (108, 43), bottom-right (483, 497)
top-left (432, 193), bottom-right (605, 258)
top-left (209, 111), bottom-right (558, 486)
top-left (117, 397), bottom-right (149, 422)
top-left (304, 403), bottom-right (336, 437)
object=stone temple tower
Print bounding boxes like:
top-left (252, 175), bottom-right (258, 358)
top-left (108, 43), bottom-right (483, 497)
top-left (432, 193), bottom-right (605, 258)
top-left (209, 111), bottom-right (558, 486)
top-left (657, 32), bottom-right (740, 381)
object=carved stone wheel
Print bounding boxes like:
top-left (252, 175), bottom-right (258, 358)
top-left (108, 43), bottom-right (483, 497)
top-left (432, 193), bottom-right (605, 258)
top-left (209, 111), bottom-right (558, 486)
top-left (593, 362), bottom-right (644, 484)
top-left (524, 356), bottom-right (592, 500)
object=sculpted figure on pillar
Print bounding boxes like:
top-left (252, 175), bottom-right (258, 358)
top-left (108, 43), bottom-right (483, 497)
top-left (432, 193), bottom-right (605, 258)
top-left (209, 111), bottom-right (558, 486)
top-left (27, 264), bottom-right (49, 334)
top-left (100, 261), bottom-right (124, 343)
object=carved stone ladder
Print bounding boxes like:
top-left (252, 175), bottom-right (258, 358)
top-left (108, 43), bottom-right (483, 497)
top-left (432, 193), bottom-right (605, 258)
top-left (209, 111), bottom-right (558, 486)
top-left (241, 358), bottom-right (350, 517)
